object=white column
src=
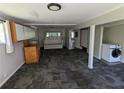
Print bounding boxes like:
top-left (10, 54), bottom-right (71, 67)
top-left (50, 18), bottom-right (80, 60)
top-left (99, 26), bottom-right (104, 59)
top-left (88, 25), bottom-right (95, 69)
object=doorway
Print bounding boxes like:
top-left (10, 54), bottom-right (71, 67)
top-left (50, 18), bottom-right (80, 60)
top-left (80, 28), bottom-right (90, 53)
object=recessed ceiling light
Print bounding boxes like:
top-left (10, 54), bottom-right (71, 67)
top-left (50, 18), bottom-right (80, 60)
top-left (47, 3), bottom-right (61, 11)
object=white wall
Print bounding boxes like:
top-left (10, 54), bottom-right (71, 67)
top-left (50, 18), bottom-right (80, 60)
top-left (103, 24), bottom-right (124, 62)
top-left (94, 26), bottom-right (103, 59)
top-left (0, 42), bottom-right (24, 87)
top-left (38, 28), bottom-right (66, 47)
top-left (37, 27), bottom-right (84, 50)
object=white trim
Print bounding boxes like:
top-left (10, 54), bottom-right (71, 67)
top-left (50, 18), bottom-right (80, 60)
top-left (98, 26), bottom-right (104, 59)
top-left (94, 55), bottom-right (101, 60)
top-left (0, 62), bottom-right (24, 88)
top-left (78, 4), bottom-right (124, 25)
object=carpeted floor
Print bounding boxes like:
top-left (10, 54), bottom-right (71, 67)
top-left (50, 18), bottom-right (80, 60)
top-left (1, 49), bottom-right (124, 89)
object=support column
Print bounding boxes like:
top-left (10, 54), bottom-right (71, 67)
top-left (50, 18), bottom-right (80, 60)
top-left (88, 25), bottom-right (95, 69)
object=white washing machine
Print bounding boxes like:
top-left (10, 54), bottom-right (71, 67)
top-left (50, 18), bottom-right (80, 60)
top-left (102, 44), bottom-right (121, 62)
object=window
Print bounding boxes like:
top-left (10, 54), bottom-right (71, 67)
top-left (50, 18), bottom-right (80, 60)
top-left (71, 31), bottom-right (75, 38)
top-left (0, 22), bottom-right (5, 44)
top-left (46, 32), bottom-right (61, 37)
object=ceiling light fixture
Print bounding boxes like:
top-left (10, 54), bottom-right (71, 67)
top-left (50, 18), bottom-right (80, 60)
top-left (47, 3), bottom-right (61, 11)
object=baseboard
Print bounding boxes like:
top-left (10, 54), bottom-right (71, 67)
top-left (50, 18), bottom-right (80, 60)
top-left (0, 62), bottom-right (24, 88)
top-left (94, 55), bottom-right (101, 60)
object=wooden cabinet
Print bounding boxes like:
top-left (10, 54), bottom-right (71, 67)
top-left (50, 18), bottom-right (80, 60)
top-left (23, 26), bottom-right (36, 39)
top-left (24, 45), bottom-right (40, 64)
top-left (10, 21), bottom-right (36, 43)
top-left (10, 22), bottom-right (24, 43)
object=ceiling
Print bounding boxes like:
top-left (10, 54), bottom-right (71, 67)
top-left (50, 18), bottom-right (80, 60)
top-left (0, 3), bottom-right (123, 27)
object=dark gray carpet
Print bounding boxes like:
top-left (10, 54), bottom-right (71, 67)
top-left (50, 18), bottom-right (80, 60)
top-left (1, 49), bottom-right (124, 89)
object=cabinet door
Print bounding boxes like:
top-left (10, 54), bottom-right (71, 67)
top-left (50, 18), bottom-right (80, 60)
top-left (10, 22), bottom-right (36, 43)
top-left (24, 46), bottom-right (38, 64)
top-left (24, 27), bottom-right (31, 39)
top-left (18, 27), bottom-right (36, 40)
top-left (23, 26), bottom-right (36, 39)
top-left (16, 24), bottom-right (24, 40)
top-left (30, 29), bottom-right (36, 38)
top-left (23, 27), bottom-right (28, 39)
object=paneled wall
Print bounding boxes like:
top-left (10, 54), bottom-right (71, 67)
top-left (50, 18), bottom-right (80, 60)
top-left (0, 42), bottom-right (24, 87)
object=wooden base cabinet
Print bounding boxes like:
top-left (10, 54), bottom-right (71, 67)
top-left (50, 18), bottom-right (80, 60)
top-left (24, 45), bottom-right (40, 64)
